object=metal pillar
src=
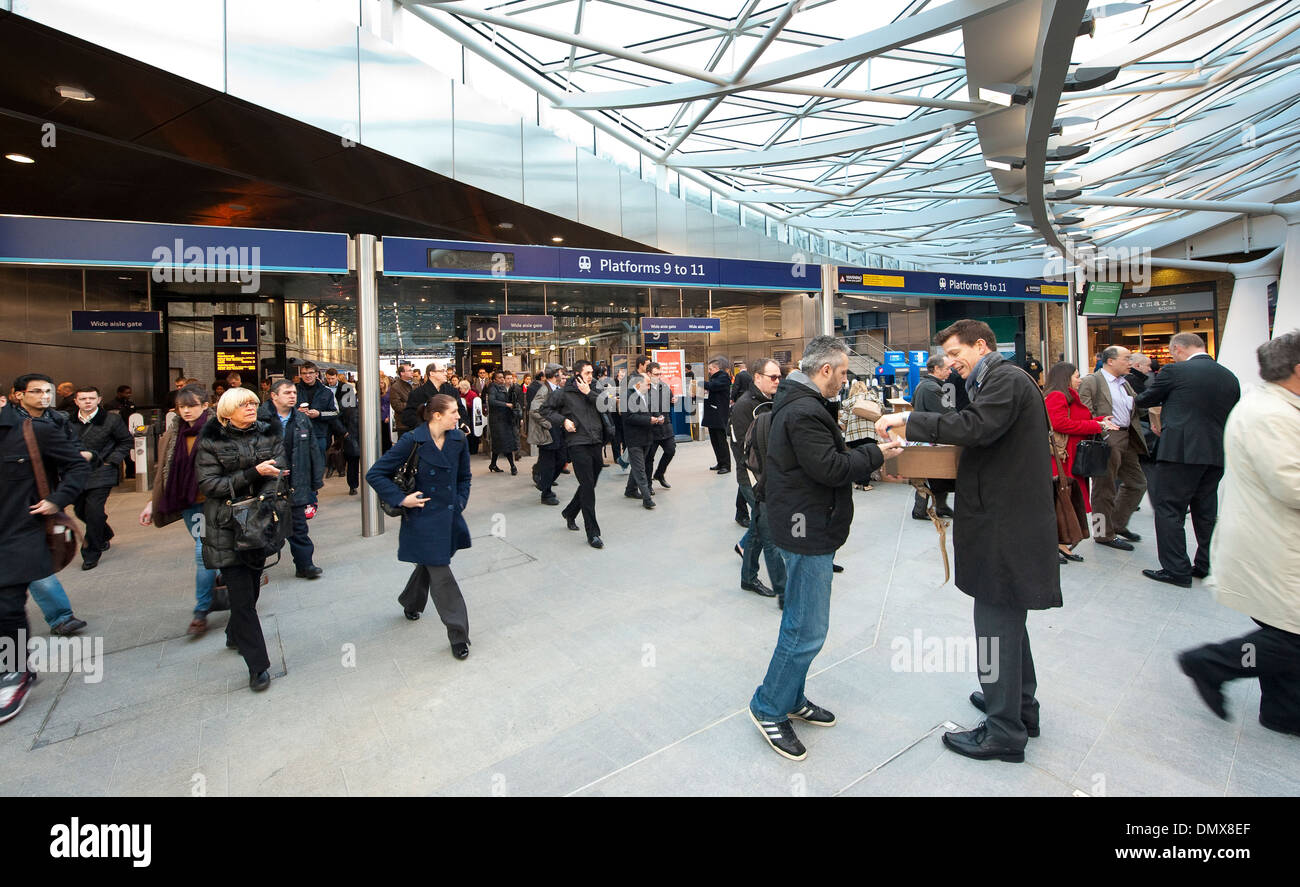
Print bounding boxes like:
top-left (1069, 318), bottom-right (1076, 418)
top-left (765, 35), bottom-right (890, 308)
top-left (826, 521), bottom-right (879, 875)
top-left (1063, 269), bottom-right (1081, 367)
top-left (1273, 215), bottom-right (1300, 337)
top-left (356, 234), bottom-right (383, 537)
top-left (1039, 300), bottom-right (1051, 369)
top-left (819, 263), bottom-right (835, 337)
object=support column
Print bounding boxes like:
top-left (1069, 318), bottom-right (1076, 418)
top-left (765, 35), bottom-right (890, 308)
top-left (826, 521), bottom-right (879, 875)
top-left (1063, 269), bottom-right (1082, 367)
top-left (1272, 215), bottom-right (1300, 337)
top-left (1219, 255), bottom-right (1281, 385)
top-left (356, 234), bottom-right (383, 538)
top-left (819, 263), bottom-right (835, 337)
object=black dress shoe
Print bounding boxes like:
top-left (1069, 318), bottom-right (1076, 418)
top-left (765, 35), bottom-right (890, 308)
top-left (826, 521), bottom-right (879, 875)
top-left (934, 506), bottom-right (955, 519)
top-left (708, 464), bottom-right (719, 471)
top-left (1177, 651), bottom-right (1227, 719)
top-left (1059, 552), bottom-right (1069, 565)
top-left (969, 691), bottom-right (1040, 737)
top-left (452, 642), bottom-right (470, 660)
top-left (624, 491), bottom-right (641, 499)
top-left (832, 564), bottom-right (844, 574)
top-left (540, 495), bottom-right (559, 506)
top-left (404, 609), bottom-right (421, 621)
top-left (655, 477), bottom-right (671, 489)
top-left (942, 722), bottom-right (1024, 762)
top-left (1143, 568), bottom-right (1191, 588)
top-left (741, 580), bottom-right (776, 598)
top-left (565, 518), bottom-right (580, 531)
top-left (643, 499), bottom-right (656, 509)
top-left (1191, 567), bottom-right (1209, 579)
top-left (348, 488), bottom-right (358, 495)
top-left (249, 670), bottom-right (271, 692)
top-left (735, 515), bottom-right (750, 528)
top-left (716, 467), bottom-right (731, 475)
top-left (295, 565), bottom-right (323, 579)
top-left (588, 536), bottom-right (604, 549)
top-left (1116, 529), bottom-right (1142, 542)
top-left (1061, 551), bottom-right (1084, 562)
top-left (912, 510), bottom-right (931, 521)
top-left (1094, 537), bottom-right (1134, 551)
top-left (80, 559), bottom-right (98, 571)
top-left (734, 543), bottom-right (744, 558)
top-left (489, 464), bottom-right (504, 473)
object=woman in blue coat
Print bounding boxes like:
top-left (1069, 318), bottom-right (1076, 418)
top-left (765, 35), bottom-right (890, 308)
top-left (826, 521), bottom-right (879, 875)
top-left (365, 393), bottom-right (474, 659)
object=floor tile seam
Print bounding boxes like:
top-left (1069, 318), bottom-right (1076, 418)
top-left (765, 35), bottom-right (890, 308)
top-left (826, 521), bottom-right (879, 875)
top-left (832, 721), bottom-right (956, 796)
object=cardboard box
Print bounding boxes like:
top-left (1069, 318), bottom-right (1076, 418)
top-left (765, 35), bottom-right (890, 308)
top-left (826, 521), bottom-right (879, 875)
top-left (887, 398), bottom-right (913, 413)
top-left (884, 444), bottom-right (962, 480)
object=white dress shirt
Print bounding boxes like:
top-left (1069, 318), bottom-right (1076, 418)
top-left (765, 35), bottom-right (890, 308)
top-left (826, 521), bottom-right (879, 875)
top-left (1103, 368), bottom-right (1133, 428)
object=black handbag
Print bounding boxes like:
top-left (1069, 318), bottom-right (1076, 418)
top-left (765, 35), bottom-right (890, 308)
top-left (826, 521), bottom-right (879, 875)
top-left (1071, 434), bottom-right (1113, 478)
top-left (227, 475), bottom-right (291, 566)
top-left (379, 441), bottom-right (421, 517)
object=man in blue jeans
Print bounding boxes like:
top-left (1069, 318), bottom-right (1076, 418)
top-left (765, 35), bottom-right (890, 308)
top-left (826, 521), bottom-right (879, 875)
top-left (749, 337), bottom-right (901, 760)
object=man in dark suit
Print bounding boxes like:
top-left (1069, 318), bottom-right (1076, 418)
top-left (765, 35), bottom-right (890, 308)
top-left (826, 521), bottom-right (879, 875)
top-left (877, 320), bottom-right (1060, 763)
top-left (701, 357), bottom-right (733, 474)
top-left (1134, 333), bottom-right (1240, 587)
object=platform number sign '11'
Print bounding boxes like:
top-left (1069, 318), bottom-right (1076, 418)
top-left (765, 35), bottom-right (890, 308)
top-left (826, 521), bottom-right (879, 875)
top-left (214, 315), bottom-right (258, 347)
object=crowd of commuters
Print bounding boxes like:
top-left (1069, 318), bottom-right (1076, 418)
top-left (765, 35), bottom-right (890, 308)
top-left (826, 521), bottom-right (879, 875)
top-left (2, 325), bottom-right (1296, 756)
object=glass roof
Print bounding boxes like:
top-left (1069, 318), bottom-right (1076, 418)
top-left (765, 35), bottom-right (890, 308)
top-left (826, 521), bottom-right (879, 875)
top-left (398, 0), bottom-right (1300, 266)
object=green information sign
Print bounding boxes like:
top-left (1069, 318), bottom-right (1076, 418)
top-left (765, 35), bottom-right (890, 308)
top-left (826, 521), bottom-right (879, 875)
top-left (1081, 281), bottom-right (1124, 316)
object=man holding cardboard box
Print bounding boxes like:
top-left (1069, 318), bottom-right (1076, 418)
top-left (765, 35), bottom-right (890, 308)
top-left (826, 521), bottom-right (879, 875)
top-left (876, 319), bottom-right (1060, 763)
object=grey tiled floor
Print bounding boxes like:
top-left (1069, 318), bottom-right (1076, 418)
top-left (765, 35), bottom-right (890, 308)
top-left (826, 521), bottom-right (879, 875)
top-left (4, 440), bottom-right (1296, 796)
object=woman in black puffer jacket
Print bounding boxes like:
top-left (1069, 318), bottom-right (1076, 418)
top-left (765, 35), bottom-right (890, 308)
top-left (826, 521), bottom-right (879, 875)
top-left (195, 388), bottom-right (286, 692)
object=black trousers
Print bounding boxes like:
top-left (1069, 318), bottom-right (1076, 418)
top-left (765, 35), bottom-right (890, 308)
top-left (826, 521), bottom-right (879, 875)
top-left (346, 455), bottom-right (360, 491)
top-left (1153, 461), bottom-right (1222, 579)
top-left (286, 503), bottom-right (314, 570)
top-left (611, 413), bottom-right (624, 463)
top-left (562, 443), bottom-right (603, 539)
top-left (1183, 620), bottom-right (1300, 730)
top-left (623, 445), bottom-right (653, 501)
top-left (399, 564), bottom-right (469, 644)
top-left (73, 486), bottom-right (114, 559)
top-left (0, 584), bottom-right (29, 674)
top-left (381, 423), bottom-right (392, 454)
top-left (536, 445), bottom-right (560, 496)
top-left (707, 426), bottom-right (731, 470)
top-left (223, 560), bottom-right (270, 675)
top-left (973, 599), bottom-right (1038, 749)
top-left (648, 435), bottom-right (675, 480)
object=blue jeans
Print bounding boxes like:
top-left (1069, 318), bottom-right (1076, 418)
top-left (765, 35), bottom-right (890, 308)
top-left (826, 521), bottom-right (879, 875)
top-left (750, 550), bottom-right (834, 721)
top-left (184, 505), bottom-right (220, 616)
top-left (28, 575), bottom-right (74, 629)
top-left (739, 485), bottom-right (785, 594)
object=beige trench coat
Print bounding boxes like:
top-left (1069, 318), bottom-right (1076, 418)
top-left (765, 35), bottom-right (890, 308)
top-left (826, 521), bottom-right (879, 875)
top-left (1208, 382), bottom-right (1300, 633)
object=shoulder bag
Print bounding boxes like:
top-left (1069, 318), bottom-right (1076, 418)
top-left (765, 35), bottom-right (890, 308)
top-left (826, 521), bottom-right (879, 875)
top-left (1053, 449), bottom-right (1088, 546)
top-left (379, 440), bottom-right (421, 518)
top-left (21, 420), bottom-right (84, 573)
top-left (1071, 435), bottom-right (1112, 478)
top-left (227, 474), bottom-right (291, 567)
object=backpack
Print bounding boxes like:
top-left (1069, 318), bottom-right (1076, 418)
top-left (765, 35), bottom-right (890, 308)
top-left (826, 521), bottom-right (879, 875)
top-left (742, 401), bottom-right (774, 501)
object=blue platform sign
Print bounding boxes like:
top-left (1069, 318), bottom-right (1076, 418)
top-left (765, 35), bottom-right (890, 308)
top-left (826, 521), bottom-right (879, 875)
top-left (498, 314), bottom-right (554, 333)
top-left (383, 237), bottom-right (820, 292)
top-left (641, 317), bottom-right (721, 334)
top-left (884, 351), bottom-right (909, 371)
top-left (71, 310), bottom-right (162, 333)
top-left (837, 267), bottom-right (1069, 303)
top-left (0, 216), bottom-right (348, 273)
top-left (909, 350), bottom-right (929, 367)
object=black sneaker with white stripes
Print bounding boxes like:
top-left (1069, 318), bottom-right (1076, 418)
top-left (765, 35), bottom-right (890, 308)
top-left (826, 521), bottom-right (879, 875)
top-left (749, 709), bottom-right (806, 761)
top-left (789, 700), bottom-right (837, 727)
top-left (0, 671), bottom-right (37, 725)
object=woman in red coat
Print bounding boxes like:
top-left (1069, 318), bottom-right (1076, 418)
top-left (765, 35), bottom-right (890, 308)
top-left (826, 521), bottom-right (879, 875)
top-left (1044, 362), bottom-right (1119, 564)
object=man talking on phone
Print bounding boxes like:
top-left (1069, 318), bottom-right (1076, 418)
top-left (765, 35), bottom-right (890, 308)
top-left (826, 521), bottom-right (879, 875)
top-left (260, 379), bottom-right (325, 579)
top-left (876, 319), bottom-right (1060, 763)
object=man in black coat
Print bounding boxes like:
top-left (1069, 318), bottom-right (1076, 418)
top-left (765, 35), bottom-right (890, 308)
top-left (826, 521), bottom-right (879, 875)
top-left (620, 371), bottom-right (658, 508)
top-left (701, 357), bottom-right (733, 474)
top-left (909, 355), bottom-right (956, 519)
top-left (1133, 332), bottom-right (1241, 587)
top-left (729, 357), bottom-right (784, 601)
top-left (529, 364), bottom-right (567, 505)
top-left (400, 362), bottom-right (458, 433)
top-left (295, 362), bottom-right (340, 462)
top-left (542, 360), bottom-right (606, 548)
top-left (259, 380), bottom-right (325, 578)
top-left (878, 319), bottom-right (1061, 763)
top-left (749, 338), bottom-right (900, 761)
top-left (0, 391), bottom-right (89, 723)
top-left (67, 386), bottom-right (133, 570)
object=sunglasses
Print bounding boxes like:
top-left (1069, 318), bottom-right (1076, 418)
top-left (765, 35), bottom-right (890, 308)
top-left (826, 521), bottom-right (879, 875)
top-left (761, 373), bottom-right (781, 381)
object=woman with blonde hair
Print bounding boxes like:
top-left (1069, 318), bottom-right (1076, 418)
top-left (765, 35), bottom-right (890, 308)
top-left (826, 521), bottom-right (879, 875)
top-left (840, 377), bottom-right (882, 490)
top-left (195, 387), bottom-right (288, 691)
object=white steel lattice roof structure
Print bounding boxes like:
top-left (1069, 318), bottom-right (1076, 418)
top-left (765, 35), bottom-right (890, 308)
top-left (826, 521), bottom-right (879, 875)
top-left (402, 0), bottom-right (1300, 267)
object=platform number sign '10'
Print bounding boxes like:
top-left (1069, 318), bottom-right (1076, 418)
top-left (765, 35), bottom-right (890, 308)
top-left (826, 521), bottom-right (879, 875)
top-left (468, 318), bottom-right (500, 344)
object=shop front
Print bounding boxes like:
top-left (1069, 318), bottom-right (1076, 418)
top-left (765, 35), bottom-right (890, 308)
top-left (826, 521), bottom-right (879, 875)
top-left (1086, 285), bottom-right (1218, 367)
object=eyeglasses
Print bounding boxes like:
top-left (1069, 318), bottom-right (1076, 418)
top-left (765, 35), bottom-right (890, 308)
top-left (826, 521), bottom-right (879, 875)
top-left (761, 374), bottom-right (781, 382)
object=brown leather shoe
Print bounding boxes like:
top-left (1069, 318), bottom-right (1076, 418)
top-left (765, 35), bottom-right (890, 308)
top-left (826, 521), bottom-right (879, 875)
top-left (187, 616), bottom-right (209, 637)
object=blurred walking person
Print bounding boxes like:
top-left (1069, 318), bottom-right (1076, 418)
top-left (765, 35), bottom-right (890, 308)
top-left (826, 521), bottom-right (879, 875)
top-left (67, 386), bottom-right (132, 570)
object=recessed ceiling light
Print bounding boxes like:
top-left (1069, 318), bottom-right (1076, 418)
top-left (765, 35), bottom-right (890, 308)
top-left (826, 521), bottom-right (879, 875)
top-left (5, 153), bottom-right (34, 164)
top-left (489, 299), bottom-right (495, 303)
top-left (56, 85), bottom-right (95, 102)
top-left (551, 236), bottom-right (564, 243)
top-left (496, 221), bottom-right (514, 229)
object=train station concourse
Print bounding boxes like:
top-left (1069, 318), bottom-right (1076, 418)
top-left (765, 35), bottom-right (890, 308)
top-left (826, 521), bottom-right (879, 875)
top-left (0, 0), bottom-right (1298, 818)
